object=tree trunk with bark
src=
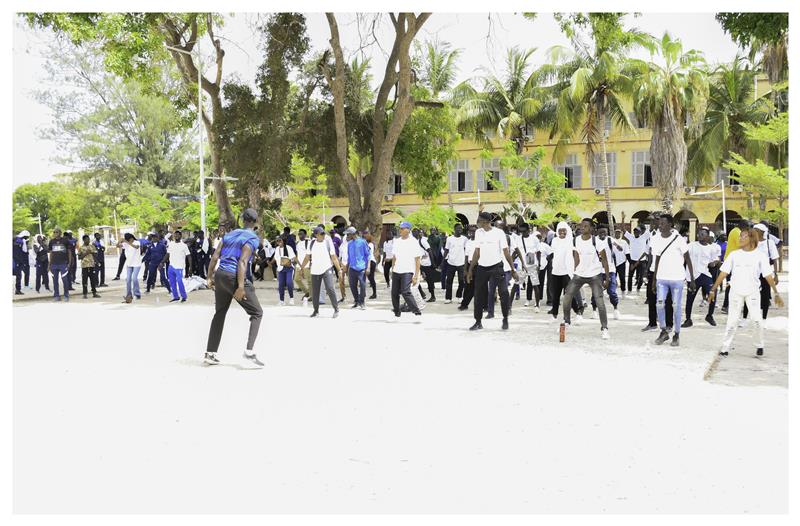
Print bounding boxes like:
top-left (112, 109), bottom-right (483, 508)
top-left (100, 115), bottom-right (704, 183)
top-left (650, 99), bottom-right (688, 213)
top-left (324, 13), bottom-right (431, 235)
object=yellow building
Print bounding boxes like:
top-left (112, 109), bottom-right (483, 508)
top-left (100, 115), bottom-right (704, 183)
top-left (325, 77), bottom-right (782, 237)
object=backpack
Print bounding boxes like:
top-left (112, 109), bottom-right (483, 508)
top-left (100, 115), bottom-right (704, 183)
top-left (308, 237), bottom-right (335, 264)
top-left (573, 235), bottom-right (612, 264)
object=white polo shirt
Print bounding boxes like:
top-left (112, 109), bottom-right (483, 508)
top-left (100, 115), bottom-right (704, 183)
top-left (392, 235), bottom-right (420, 274)
top-left (474, 227), bottom-right (508, 267)
top-left (445, 235), bottom-right (468, 266)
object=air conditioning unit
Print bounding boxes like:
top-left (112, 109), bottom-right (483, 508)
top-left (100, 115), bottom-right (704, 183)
top-left (730, 184), bottom-right (743, 193)
top-left (594, 188), bottom-right (602, 195)
top-left (684, 186), bottom-right (696, 194)
top-left (385, 194), bottom-right (394, 201)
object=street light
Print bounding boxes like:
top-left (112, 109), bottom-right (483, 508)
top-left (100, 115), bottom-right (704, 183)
top-left (165, 43), bottom-right (207, 233)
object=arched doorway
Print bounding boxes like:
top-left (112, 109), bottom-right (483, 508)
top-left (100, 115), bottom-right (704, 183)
top-left (631, 210), bottom-right (651, 231)
top-left (591, 211), bottom-right (617, 228)
top-left (330, 215), bottom-right (347, 230)
top-left (674, 209), bottom-right (699, 237)
top-left (455, 213), bottom-right (469, 229)
top-left (715, 211), bottom-right (742, 234)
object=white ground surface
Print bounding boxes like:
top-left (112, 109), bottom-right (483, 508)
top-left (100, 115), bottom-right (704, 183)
top-left (13, 277), bottom-right (788, 513)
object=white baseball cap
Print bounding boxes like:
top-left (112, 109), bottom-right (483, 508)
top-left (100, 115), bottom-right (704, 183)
top-left (754, 223), bottom-right (769, 234)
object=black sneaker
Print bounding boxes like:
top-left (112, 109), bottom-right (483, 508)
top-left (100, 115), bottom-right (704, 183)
top-left (310, 311), bottom-right (319, 318)
top-left (720, 307), bottom-right (728, 315)
top-left (705, 315), bottom-right (717, 327)
top-left (655, 329), bottom-right (670, 345)
top-left (203, 353), bottom-right (220, 365)
top-left (413, 311), bottom-right (422, 316)
top-left (351, 303), bottom-right (359, 309)
top-left (681, 319), bottom-right (693, 328)
top-left (181, 298), bottom-right (186, 303)
top-left (501, 318), bottom-right (509, 330)
top-left (756, 348), bottom-right (764, 356)
top-left (92, 292), bottom-right (101, 298)
top-left (457, 305), bottom-right (468, 311)
top-left (670, 334), bottom-right (680, 347)
top-left (393, 310), bottom-right (401, 317)
top-left (486, 313), bottom-right (495, 320)
top-left (243, 352), bottom-right (264, 368)
top-left (15, 291), bottom-right (23, 295)
top-left (112, 276), bottom-right (120, 281)
top-left (368, 294), bottom-right (377, 300)
top-left (170, 298), bottom-right (180, 303)
top-left (469, 322), bottom-right (483, 331)
top-left (426, 296), bottom-right (436, 303)
top-left (719, 351), bottom-right (729, 357)
top-left (99, 283), bottom-right (108, 287)
top-left (641, 324), bottom-right (658, 332)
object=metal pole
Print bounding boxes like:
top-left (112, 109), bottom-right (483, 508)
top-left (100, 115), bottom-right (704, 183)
top-left (37, 214), bottom-right (42, 236)
top-left (198, 51), bottom-right (206, 235)
top-left (721, 177), bottom-right (727, 234)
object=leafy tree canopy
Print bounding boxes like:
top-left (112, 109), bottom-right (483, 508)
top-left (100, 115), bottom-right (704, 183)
top-left (716, 13), bottom-right (788, 48)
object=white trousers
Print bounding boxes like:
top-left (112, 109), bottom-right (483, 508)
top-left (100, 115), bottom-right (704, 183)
top-left (722, 289), bottom-right (764, 352)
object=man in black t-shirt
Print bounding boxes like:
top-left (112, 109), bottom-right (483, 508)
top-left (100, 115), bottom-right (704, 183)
top-left (48, 228), bottom-right (74, 301)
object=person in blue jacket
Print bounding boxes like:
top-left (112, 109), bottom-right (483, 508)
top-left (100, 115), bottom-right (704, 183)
top-left (145, 233), bottom-right (170, 294)
top-left (13, 230), bottom-right (31, 295)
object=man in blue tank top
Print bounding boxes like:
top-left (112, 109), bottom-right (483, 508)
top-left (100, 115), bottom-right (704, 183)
top-left (204, 208), bottom-right (265, 368)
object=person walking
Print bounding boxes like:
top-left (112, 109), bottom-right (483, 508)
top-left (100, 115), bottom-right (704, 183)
top-left (299, 227), bottom-right (342, 318)
top-left (294, 229), bottom-right (312, 305)
top-left (547, 221), bottom-right (574, 320)
top-left (390, 221), bottom-right (422, 317)
top-left (12, 230), bottom-right (31, 295)
top-left (708, 226), bottom-right (783, 357)
top-left (162, 230), bottom-right (191, 303)
top-left (624, 226), bottom-right (650, 296)
top-left (513, 223), bottom-right (540, 310)
top-left (364, 230), bottom-right (378, 300)
top-left (612, 229), bottom-right (629, 295)
top-left (466, 212), bottom-right (518, 331)
top-left (48, 228), bottom-right (73, 302)
top-left (381, 229), bottom-right (396, 288)
top-left (64, 231), bottom-right (78, 290)
top-left (457, 225), bottom-right (477, 311)
top-left (275, 235), bottom-right (297, 306)
top-left (194, 230), bottom-right (210, 279)
top-left (651, 214), bottom-right (695, 347)
top-left (117, 233), bottom-right (142, 302)
top-left (534, 231), bottom-right (551, 310)
top-left (78, 235), bottom-right (101, 299)
top-left (560, 219), bottom-right (612, 340)
top-left (145, 233), bottom-right (170, 294)
top-left (413, 228), bottom-right (436, 302)
top-left (344, 227), bottom-right (371, 309)
top-left (33, 234), bottom-right (50, 293)
top-left (683, 227), bottom-right (719, 327)
top-left (593, 225), bottom-right (621, 320)
top-left (750, 223), bottom-right (780, 321)
top-left (204, 208), bottom-right (265, 367)
top-left (442, 223), bottom-right (468, 304)
top-left (92, 232), bottom-right (107, 287)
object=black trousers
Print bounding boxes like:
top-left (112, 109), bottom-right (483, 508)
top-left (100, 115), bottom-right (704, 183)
top-left (206, 270), bottom-right (263, 353)
top-left (445, 264), bottom-right (465, 300)
top-left (81, 267), bottom-right (97, 294)
top-left (548, 274), bottom-right (572, 317)
top-left (474, 263), bottom-right (509, 321)
top-left (116, 251), bottom-right (126, 278)
top-left (685, 274), bottom-right (716, 320)
top-left (459, 267), bottom-right (475, 308)
top-left (13, 262), bottom-right (29, 292)
top-left (420, 265), bottom-right (436, 298)
top-left (96, 259), bottom-right (105, 285)
top-left (616, 263), bottom-right (627, 292)
top-left (383, 260), bottom-right (393, 286)
top-left (628, 261), bottom-right (645, 291)
top-left (68, 257), bottom-right (77, 284)
top-left (367, 260), bottom-right (377, 296)
top-left (742, 276), bottom-right (771, 320)
top-left (35, 260), bottom-right (49, 291)
top-left (646, 271), bottom-right (673, 327)
top-left (391, 272), bottom-right (420, 314)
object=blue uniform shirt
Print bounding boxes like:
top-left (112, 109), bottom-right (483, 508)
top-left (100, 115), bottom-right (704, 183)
top-left (218, 229), bottom-right (259, 275)
top-left (346, 237), bottom-right (370, 272)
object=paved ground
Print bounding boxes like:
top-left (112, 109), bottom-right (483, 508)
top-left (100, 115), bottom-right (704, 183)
top-left (12, 266), bottom-right (789, 513)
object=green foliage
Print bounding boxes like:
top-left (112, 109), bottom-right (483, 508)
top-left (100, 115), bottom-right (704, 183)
top-left (743, 111), bottom-right (788, 145)
top-left (395, 87), bottom-right (460, 201)
top-left (13, 206), bottom-right (36, 234)
top-left (13, 182), bottom-right (60, 231)
top-left (47, 183), bottom-right (113, 231)
top-left (402, 204), bottom-right (459, 234)
top-left (181, 199), bottom-right (242, 232)
top-left (550, 13), bottom-right (649, 54)
top-left (117, 186), bottom-right (175, 232)
top-left (715, 13), bottom-right (789, 48)
top-left (266, 153), bottom-right (330, 232)
top-left (413, 39), bottom-right (461, 98)
top-left (723, 152), bottom-right (787, 201)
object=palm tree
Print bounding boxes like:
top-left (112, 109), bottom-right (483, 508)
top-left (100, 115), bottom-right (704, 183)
top-left (415, 38), bottom-right (461, 99)
top-left (546, 29), bottom-right (653, 232)
top-left (631, 32), bottom-right (709, 211)
top-left (686, 57), bottom-right (770, 186)
top-left (451, 47), bottom-right (550, 154)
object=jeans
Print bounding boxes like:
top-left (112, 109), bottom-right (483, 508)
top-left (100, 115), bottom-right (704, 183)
top-left (278, 267), bottom-right (295, 301)
top-left (391, 272), bottom-right (420, 314)
top-left (81, 266), bottom-right (97, 294)
top-left (685, 273), bottom-right (716, 320)
top-left (722, 289), bottom-right (764, 352)
top-left (206, 270), bottom-right (263, 353)
top-left (474, 263), bottom-right (509, 321)
top-left (657, 279), bottom-right (685, 332)
top-left (445, 264), bottom-right (465, 300)
top-left (50, 263), bottom-right (70, 298)
top-left (647, 271), bottom-right (673, 327)
top-left (591, 271), bottom-right (618, 309)
top-left (348, 267), bottom-right (366, 305)
top-left (168, 265), bottom-right (187, 300)
top-left (562, 274), bottom-right (608, 329)
top-left (125, 265), bottom-right (141, 298)
top-left (311, 268), bottom-right (339, 312)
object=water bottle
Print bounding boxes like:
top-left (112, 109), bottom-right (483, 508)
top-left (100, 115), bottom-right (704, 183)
top-left (559, 323), bottom-right (566, 343)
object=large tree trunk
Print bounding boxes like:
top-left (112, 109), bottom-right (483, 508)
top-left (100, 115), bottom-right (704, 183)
top-left (324, 13), bottom-right (430, 235)
top-left (651, 100), bottom-right (688, 213)
top-left (597, 104), bottom-right (615, 234)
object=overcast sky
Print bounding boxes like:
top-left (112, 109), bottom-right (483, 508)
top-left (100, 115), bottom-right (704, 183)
top-left (12, 12), bottom-right (741, 188)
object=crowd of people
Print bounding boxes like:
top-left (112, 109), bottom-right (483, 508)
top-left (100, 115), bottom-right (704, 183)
top-left (12, 208), bottom-right (785, 365)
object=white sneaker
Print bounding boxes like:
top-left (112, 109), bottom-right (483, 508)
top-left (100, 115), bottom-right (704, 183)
top-left (613, 308), bottom-right (620, 320)
top-left (302, 297), bottom-right (308, 307)
top-left (738, 319), bottom-right (749, 329)
top-left (534, 306), bottom-right (540, 313)
top-left (574, 314), bottom-right (584, 325)
top-left (524, 300), bottom-right (530, 307)
top-left (590, 309), bottom-right (597, 319)
top-left (242, 352), bottom-right (264, 368)
top-left (601, 328), bottom-right (610, 340)
top-left (444, 299), bottom-right (452, 304)
top-left (289, 298), bottom-right (295, 306)
top-left (278, 301), bottom-right (285, 306)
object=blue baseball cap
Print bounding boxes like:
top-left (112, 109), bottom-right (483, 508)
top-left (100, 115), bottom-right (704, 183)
top-left (399, 221), bottom-right (412, 229)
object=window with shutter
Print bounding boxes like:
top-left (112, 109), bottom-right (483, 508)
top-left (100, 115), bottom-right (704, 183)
top-left (394, 174), bottom-right (403, 194)
top-left (592, 152), bottom-right (616, 188)
top-left (632, 151), bottom-right (650, 187)
top-left (386, 175), bottom-right (395, 195)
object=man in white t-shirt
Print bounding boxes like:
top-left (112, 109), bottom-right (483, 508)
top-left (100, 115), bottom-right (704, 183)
top-left (466, 212), bottom-right (518, 331)
top-left (390, 221), bottom-right (422, 317)
top-left (458, 225), bottom-right (478, 311)
top-left (560, 219), bottom-right (612, 339)
top-left (381, 228), bottom-right (396, 288)
top-left (117, 233), bottom-right (142, 301)
top-left (293, 228), bottom-right (312, 304)
top-left (298, 227), bottom-right (342, 318)
top-left (413, 228), bottom-right (436, 302)
top-left (624, 226), bottom-right (650, 294)
top-left (612, 229), bottom-right (630, 293)
top-left (442, 223), bottom-right (468, 303)
top-left (651, 214), bottom-right (695, 346)
top-left (163, 230), bottom-right (191, 302)
top-left (683, 227), bottom-right (720, 328)
top-left (752, 223), bottom-right (780, 321)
